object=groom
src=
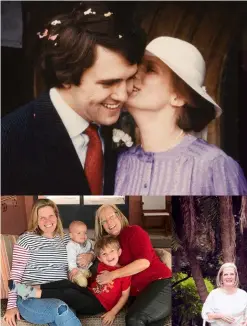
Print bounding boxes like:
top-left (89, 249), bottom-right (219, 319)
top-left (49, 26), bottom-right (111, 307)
top-left (1, 3), bottom-right (146, 195)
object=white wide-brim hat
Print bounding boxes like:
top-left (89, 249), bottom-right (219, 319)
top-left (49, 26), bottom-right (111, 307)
top-left (146, 36), bottom-right (222, 118)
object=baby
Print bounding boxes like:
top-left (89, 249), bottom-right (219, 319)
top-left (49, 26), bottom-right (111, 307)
top-left (67, 220), bottom-right (94, 287)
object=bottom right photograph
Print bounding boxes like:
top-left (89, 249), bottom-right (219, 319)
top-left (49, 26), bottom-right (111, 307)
top-left (171, 196), bottom-right (247, 326)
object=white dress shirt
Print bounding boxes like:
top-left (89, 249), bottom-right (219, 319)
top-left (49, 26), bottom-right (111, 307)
top-left (50, 88), bottom-right (102, 169)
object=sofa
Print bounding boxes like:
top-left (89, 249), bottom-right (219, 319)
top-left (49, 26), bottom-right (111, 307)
top-left (1, 234), bottom-right (172, 326)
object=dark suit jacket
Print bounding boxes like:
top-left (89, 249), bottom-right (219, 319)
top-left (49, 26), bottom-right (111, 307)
top-left (2, 92), bottom-right (117, 195)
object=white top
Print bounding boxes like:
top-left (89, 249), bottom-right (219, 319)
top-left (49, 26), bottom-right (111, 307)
top-left (202, 288), bottom-right (247, 325)
top-left (66, 239), bottom-right (94, 271)
top-left (50, 87), bottom-right (90, 168)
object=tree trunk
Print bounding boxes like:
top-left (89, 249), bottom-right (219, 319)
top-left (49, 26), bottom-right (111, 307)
top-left (179, 196), bottom-right (197, 246)
top-left (186, 248), bottom-right (208, 303)
top-left (240, 196), bottom-right (247, 234)
top-left (239, 228), bottom-right (247, 288)
top-left (239, 196), bottom-right (247, 288)
top-left (219, 197), bottom-right (236, 263)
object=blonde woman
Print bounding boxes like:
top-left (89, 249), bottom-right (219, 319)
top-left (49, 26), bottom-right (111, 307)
top-left (202, 262), bottom-right (247, 325)
top-left (3, 199), bottom-right (81, 326)
top-left (93, 204), bottom-right (171, 326)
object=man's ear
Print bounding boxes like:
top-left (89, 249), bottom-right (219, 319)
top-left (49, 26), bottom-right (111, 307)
top-left (118, 248), bottom-right (122, 257)
top-left (170, 94), bottom-right (185, 108)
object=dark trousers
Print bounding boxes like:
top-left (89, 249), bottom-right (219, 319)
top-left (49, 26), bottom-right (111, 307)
top-left (40, 280), bottom-right (106, 315)
top-left (126, 278), bottom-right (171, 326)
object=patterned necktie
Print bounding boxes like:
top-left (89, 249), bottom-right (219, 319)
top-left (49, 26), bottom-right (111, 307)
top-left (84, 124), bottom-right (103, 195)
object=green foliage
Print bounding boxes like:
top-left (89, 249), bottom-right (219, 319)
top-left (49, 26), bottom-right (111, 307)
top-left (172, 272), bottom-right (214, 325)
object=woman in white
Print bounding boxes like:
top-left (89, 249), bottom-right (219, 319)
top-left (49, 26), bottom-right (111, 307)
top-left (202, 262), bottom-right (247, 325)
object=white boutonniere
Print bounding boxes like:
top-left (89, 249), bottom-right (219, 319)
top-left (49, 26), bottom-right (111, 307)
top-left (113, 128), bottom-right (133, 148)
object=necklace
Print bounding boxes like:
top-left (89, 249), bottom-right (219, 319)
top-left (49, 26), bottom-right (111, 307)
top-left (165, 129), bottom-right (185, 151)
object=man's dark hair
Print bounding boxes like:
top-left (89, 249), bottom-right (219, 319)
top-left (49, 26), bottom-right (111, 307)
top-left (37, 2), bottom-right (146, 88)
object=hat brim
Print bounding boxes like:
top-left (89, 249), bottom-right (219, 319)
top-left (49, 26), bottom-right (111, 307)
top-left (145, 50), bottom-right (222, 118)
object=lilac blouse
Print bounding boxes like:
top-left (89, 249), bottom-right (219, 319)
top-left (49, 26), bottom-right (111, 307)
top-left (114, 134), bottom-right (247, 195)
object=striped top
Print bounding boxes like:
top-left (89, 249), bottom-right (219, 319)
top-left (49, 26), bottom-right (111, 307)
top-left (7, 232), bottom-right (70, 310)
top-left (114, 134), bottom-right (247, 195)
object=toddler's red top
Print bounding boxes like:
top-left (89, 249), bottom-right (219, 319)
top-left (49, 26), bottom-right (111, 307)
top-left (88, 262), bottom-right (131, 311)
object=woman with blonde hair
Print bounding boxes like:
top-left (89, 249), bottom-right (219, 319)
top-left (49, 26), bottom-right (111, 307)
top-left (202, 262), bottom-right (247, 325)
top-left (93, 204), bottom-right (171, 326)
top-left (3, 198), bottom-right (81, 326)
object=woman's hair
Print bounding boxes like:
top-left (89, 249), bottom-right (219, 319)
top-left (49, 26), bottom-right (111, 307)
top-left (94, 235), bottom-right (120, 257)
top-left (95, 204), bottom-right (129, 240)
top-left (36, 3), bottom-right (146, 89)
top-left (170, 69), bottom-right (216, 132)
top-left (216, 262), bottom-right (239, 288)
top-left (27, 199), bottom-right (64, 237)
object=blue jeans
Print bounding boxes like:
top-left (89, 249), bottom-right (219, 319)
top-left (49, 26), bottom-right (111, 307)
top-left (17, 297), bottom-right (81, 326)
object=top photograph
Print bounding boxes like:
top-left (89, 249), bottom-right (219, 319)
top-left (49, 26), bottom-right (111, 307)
top-left (1, 1), bottom-right (247, 195)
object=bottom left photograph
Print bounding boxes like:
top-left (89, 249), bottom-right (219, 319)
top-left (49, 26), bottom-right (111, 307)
top-left (1, 195), bottom-right (172, 326)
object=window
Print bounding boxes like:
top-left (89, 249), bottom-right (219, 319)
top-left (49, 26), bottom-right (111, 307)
top-left (39, 196), bottom-right (125, 205)
top-left (39, 196), bottom-right (80, 205)
top-left (142, 196), bottom-right (166, 210)
top-left (83, 196), bottom-right (125, 205)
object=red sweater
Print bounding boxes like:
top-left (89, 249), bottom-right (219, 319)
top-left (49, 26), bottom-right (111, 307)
top-left (118, 225), bottom-right (171, 296)
top-left (88, 262), bottom-right (131, 311)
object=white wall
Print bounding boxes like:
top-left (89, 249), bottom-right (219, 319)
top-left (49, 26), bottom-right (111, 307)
top-left (142, 196), bottom-right (166, 210)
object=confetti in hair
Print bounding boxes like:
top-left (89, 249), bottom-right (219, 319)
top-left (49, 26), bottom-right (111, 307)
top-left (51, 20), bottom-right (61, 26)
top-left (84, 8), bottom-right (96, 15)
top-left (48, 34), bottom-right (59, 41)
top-left (37, 29), bottom-right (48, 39)
top-left (104, 12), bottom-right (113, 17)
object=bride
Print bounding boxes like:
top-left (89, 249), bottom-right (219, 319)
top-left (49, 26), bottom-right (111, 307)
top-left (114, 36), bottom-right (247, 195)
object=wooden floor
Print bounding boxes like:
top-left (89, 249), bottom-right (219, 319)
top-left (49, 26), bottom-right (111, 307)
top-left (147, 228), bottom-right (171, 248)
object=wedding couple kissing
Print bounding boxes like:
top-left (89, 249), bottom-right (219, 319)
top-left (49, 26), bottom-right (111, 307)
top-left (2, 2), bottom-right (247, 195)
